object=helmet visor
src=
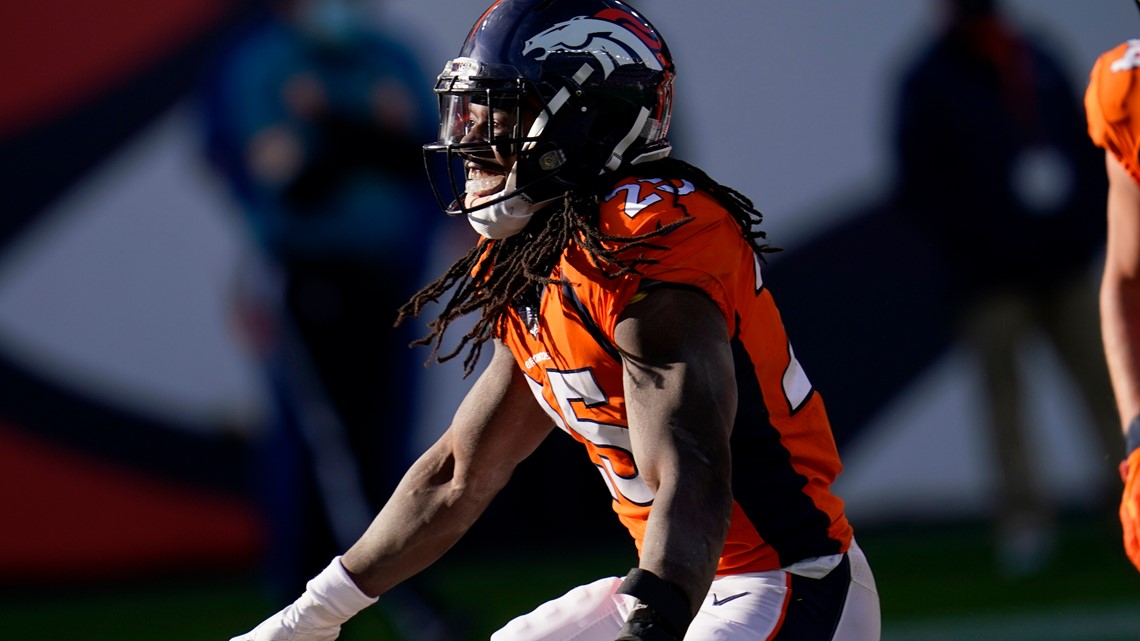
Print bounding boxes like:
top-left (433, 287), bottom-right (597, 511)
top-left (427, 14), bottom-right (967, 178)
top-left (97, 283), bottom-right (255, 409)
top-left (435, 93), bottom-right (525, 157)
top-left (424, 57), bottom-right (542, 215)
top-left (430, 58), bottom-right (533, 154)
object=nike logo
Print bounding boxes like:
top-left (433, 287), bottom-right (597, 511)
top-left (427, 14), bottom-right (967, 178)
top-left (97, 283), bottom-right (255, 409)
top-left (711, 591), bottom-right (750, 606)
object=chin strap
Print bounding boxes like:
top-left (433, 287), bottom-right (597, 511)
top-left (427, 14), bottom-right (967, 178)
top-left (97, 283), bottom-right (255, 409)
top-left (467, 193), bottom-right (540, 239)
top-left (466, 164), bottom-right (571, 239)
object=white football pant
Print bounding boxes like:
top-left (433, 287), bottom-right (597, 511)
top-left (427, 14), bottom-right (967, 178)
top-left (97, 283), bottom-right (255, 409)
top-left (490, 540), bottom-right (879, 641)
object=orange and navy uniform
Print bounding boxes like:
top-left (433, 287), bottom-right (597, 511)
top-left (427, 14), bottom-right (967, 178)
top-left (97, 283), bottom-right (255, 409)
top-left (496, 174), bottom-right (853, 574)
top-left (1087, 40), bottom-right (1140, 183)
top-left (1087, 40), bottom-right (1140, 573)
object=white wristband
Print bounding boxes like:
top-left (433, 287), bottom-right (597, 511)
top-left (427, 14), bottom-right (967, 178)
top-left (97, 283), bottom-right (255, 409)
top-left (297, 556), bottom-right (379, 626)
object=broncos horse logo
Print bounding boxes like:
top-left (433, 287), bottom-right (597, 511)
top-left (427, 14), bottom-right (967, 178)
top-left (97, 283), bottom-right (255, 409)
top-left (522, 15), bottom-right (663, 78)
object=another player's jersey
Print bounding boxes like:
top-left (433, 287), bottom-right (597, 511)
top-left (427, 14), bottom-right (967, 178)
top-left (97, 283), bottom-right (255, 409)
top-left (1087, 39), bottom-right (1140, 182)
top-left (497, 175), bottom-right (853, 574)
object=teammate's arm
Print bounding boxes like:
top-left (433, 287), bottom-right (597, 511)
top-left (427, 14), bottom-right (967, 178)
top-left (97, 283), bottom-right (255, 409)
top-left (1102, 151), bottom-right (1140, 434)
top-left (612, 286), bottom-right (736, 640)
top-left (229, 339), bottom-right (555, 640)
top-left (1102, 150), bottom-right (1140, 572)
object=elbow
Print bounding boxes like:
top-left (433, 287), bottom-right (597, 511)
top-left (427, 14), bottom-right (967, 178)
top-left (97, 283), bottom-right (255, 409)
top-left (1102, 274), bottom-right (1140, 320)
top-left (455, 469), bottom-right (510, 507)
top-left (425, 453), bottom-right (509, 513)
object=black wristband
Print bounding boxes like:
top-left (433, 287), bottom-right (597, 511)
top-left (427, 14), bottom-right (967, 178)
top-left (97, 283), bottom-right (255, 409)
top-left (615, 568), bottom-right (693, 638)
top-left (615, 605), bottom-right (682, 641)
top-left (1127, 415), bottom-right (1140, 457)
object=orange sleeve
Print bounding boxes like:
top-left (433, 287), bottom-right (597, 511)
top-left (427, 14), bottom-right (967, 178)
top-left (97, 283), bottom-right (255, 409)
top-left (594, 177), bottom-right (752, 331)
top-left (1087, 41), bottom-right (1140, 184)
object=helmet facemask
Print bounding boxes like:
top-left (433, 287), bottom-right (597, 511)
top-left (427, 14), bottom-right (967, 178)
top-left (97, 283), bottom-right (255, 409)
top-left (424, 58), bottom-right (567, 238)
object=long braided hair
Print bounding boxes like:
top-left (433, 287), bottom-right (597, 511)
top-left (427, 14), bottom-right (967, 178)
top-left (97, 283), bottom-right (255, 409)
top-left (395, 156), bottom-right (777, 374)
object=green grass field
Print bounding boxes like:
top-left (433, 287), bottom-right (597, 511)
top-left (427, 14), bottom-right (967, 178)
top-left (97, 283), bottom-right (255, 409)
top-left (6, 512), bottom-right (1139, 641)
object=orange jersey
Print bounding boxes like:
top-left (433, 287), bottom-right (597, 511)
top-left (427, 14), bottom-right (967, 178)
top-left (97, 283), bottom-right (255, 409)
top-left (1087, 40), bottom-right (1140, 183)
top-left (497, 175), bottom-right (853, 574)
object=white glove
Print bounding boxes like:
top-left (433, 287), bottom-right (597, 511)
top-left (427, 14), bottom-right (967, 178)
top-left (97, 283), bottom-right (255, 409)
top-left (230, 557), bottom-right (378, 641)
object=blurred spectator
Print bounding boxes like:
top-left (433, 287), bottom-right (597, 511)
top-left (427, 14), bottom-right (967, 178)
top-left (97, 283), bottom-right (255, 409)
top-left (196, 0), bottom-right (452, 635)
top-left (891, 0), bottom-right (1116, 576)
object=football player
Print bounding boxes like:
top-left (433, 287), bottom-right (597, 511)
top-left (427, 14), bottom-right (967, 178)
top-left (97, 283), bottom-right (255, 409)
top-left (229, 1), bottom-right (880, 639)
top-left (1086, 1), bottom-right (1140, 573)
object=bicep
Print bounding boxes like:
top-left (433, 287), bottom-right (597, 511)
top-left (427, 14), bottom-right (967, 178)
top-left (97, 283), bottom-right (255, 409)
top-left (444, 339), bottom-right (555, 494)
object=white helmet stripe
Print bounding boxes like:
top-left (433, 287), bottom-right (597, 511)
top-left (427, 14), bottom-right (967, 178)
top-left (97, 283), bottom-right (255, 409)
top-left (523, 87), bottom-right (565, 153)
top-left (604, 106), bottom-right (650, 172)
top-left (572, 62), bottom-right (594, 85)
top-left (523, 64), bottom-right (592, 152)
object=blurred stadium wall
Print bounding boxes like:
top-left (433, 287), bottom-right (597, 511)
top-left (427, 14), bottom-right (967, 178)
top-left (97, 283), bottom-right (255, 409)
top-left (0, 0), bottom-right (1133, 582)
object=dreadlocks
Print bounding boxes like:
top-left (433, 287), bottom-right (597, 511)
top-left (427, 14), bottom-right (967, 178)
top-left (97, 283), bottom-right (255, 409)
top-left (395, 157), bottom-right (777, 375)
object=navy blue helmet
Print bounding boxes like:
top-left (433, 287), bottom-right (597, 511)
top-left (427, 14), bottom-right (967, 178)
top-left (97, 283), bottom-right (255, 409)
top-left (423, 0), bottom-right (675, 222)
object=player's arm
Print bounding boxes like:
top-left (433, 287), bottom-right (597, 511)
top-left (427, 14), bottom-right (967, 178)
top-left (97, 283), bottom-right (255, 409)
top-left (340, 338), bottom-right (554, 593)
top-left (1101, 150), bottom-right (1140, 439)
top-left (612, 286), bottom-right (736, 640)
top-left (1102, 150), bottom-right (1140, 573)
top-left (230, 338), bottom-right (555, 640)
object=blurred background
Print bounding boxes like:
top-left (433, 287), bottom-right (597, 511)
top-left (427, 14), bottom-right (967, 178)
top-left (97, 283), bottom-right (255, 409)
top-left (2, 0), bottom-right (1140, 639)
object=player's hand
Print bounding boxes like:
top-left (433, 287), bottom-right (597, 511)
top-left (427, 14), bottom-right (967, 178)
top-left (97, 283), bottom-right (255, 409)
top-left (230, 557), bottom-right (377, 641)
top-left (1121, 448), bottom-right (1140, 571)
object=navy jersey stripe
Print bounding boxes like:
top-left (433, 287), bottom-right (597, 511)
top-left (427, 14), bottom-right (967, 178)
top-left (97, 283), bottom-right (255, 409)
top-left (772, 554), bottom-right (851, 640)
top-left (561, 282), bottom-right (623, 362)
top-left (729, 337), bottom-right (842, 567)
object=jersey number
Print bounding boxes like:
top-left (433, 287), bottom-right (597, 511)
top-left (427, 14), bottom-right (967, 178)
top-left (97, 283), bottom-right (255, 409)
top-left (605, 178), bottom-right (695, 218)
top-left (528, 369), bottom-right (654, 505)
top-left (1113, 40), bottom-right (1140, 73)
